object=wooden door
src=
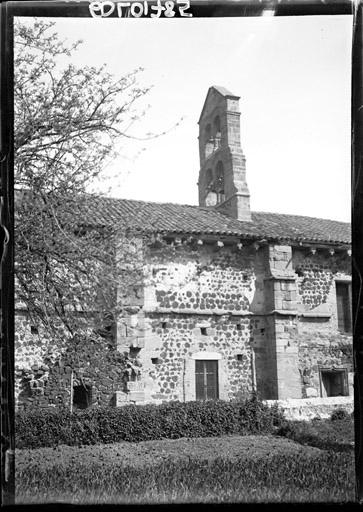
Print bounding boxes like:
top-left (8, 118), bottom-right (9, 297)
top-left (195, 360), bottom-right (219, 400)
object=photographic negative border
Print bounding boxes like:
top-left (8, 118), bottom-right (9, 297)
top-left (1, 0), bottom-right (361, 504)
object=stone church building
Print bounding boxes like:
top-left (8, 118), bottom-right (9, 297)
top-left (15, 86), bottom-right (352, 416)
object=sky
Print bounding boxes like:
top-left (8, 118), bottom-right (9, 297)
top-left (18, 14), bottom-right (353, 222)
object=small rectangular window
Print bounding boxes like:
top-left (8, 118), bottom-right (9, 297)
top-left (320, 368), bottom-right (348, 397)
top-left (336, 282), bottom-right (352, 333)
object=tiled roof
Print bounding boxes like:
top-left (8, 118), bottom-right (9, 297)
top-left (82, 196), bottom-right (351, 245)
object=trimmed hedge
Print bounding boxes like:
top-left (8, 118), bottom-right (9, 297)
top-left (16, 397), bottom-right (284, 449)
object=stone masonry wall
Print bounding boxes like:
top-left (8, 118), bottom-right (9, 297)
top-left (116, 241), bottom-right (265, 404)
top-left (293, 249), bottom-right (352, 398)
top-left (15, 312), bottom-right (66, 408)
top-left (139, 313), bottom-right (253, 402)
top-left (15, 312), bottom-right (127, 410)
top-left (142, 241), bottom-right (268, 315)
top-left (15, 238), bottom-right (352, 409)
top-left (248, 244), bottom-right (352, 401)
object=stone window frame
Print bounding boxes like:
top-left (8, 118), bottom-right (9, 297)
top-left (183, 351), bottom-right (228, 402)
top-left (318, 366), bottom-right (349, 398)
top-left (334, 277), bottom-right (352, 334)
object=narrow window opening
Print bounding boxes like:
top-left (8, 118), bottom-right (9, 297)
top-left (151, 357), bottom-right (159, 365)
top-left (161, 321), bottom-right (167, 329)
top-left (213, 115), bottom-right (221, 135)
top-left (236, 354), bottom-right (243, 361)
top-left (205, 123), bottom-right (211, 141)
top-left (336, 282), bottom-right (352, 333)
top-left (200, 327), bottom-right (208, 336)
top-left (206, 168), bottom-right (213, 187)
top-left (73, 384), bottom-right (92, 410)
top-left (204, 124), bottom-right (213, 159)
top-left (30, 326), bottom-right (38, 335)
top-left (213, 116), bottom-right (221, 149)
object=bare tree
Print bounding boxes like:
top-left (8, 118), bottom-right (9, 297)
top-left (14, 19), bottom-right (148, 350)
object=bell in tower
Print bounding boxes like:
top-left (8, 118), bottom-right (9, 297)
top-left (197, 86), bottom-right (251, 222)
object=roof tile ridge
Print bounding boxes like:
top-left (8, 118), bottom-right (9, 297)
top-left (97, 196), bottom-right (209, 209)
top-left (252, 210), bottom-right (351, 224)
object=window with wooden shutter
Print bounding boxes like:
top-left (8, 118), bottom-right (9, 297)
top-left (336, 282), bottom-right (352, 333)
top-left (195, 360), bottom-right (219, 400)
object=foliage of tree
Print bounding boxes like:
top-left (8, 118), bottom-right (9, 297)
top-left (14, 19), bottom-right (149, 346)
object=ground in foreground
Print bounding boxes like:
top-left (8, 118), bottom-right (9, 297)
top-left (16, 434), bottom-right (355, 504)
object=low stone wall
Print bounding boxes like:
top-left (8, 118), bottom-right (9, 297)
top-left (266, 396), bottom-right (353, 421)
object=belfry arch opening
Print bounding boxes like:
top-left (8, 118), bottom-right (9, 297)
top-left (215, 161), bottom-right (225, 204)
top-left (206, 168), bottom-right (213, 186)
top-left (204, 124), bottom-right (213, 159)
top-left (204, 168), bottom-right (217, 206)
top-left (213, 115), bottom-right (221, 137)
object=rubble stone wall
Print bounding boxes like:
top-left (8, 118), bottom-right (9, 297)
top-left (15, 239), bottom-right (353, 409)
top-left (143, 242), bottom-right (266, 315)
top-left (293, 248), bottom-right (352, 399)
top-left (133, 313), bottom-right (254, 402)
top-left (15, 312), bottom-right (125, 410)
top-left (119, 242), bottom-right (262, 403)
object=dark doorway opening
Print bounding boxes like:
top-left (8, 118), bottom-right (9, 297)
top-left (73, 384), bottom-right (92, 409)
top-left (320, 368), bottom-right (348, 397)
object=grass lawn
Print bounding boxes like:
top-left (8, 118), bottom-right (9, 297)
top-left (16, 433), bottom-right (355, 504)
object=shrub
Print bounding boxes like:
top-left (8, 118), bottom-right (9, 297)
top-left (330, 408), bottom-right (350, 421)
top-left (16, 397), bottom-right (285, 449)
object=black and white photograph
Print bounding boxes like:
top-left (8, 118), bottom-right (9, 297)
top-left (5, 0), bottom-right (357, 504)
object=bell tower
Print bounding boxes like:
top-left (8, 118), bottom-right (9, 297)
top-left (198, 86), bottom-right (251, 222)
